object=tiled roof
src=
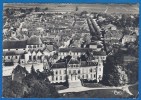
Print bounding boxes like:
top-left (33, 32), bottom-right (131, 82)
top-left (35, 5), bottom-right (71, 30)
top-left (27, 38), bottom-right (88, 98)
top-left (81, 61), bottom-right (98, 67)
top-left (93, 51), bottom-right (106, 56)
top-left (3, 40), bottom-right (27, 49)
top-left (27, 35), bottom-right (42, 45)
top-left (68, 58), bottom-right (80, 64)
top-left (59, 48), bottom-right (92, 53)
top-left (51, 62), bottom-right (66, 69)
top-left (3, 51), bottom-right (25, 56)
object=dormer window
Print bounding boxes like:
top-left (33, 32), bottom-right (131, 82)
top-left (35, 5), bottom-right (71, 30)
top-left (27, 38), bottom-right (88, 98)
top-left (33, 45), bottom-right (36, 48)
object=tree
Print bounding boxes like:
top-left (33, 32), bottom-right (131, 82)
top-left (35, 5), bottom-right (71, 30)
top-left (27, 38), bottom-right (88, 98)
top-left (102, 55), bottom-right (124, 86)
top-left (35, 7), bottom-right (40, 12)
top-left (30, 65), bottom-right (36, 75)
top-left (76, 6), bottom-right (78, 11)
top-left (44, 7), bottom-right (48, 11)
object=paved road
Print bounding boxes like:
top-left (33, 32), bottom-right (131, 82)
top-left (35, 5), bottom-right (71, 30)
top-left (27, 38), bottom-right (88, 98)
top-left (58, 82), bottom-right (138, 95)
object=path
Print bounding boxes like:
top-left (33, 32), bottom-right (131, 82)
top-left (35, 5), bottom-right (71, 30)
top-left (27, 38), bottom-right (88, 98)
top-left (58, 82), bottom-right (138, 95)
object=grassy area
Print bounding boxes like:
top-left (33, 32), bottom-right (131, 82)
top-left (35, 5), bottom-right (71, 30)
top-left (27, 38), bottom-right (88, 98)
top-left (60, 89), bottom-right (130, 98)
top-left (128, 84), bottom-right (138, 98)
top-left (55, 85), bottom-right (68, 91)
top-left (83, 83), bottom-right (105, 88)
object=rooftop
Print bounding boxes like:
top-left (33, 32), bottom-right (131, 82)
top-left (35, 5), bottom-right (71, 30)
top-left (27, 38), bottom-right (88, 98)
top-left (3, 40), bottom-right (27, 49)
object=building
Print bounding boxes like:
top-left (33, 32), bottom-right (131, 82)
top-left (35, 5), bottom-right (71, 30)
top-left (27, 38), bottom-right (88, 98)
top-left (3, 40), bottom-right (27, 65)
top-left (122, 35), bottom-right (137, 45)
top-left (49, 50), bottom-right (106, 87)
top-left (58, 48), bottom-right (92, 59)
top-left (25, 50), bottom-right (43, 63)
top-left (26, 35), bottom-right (45, 51)
top-left (3, 50), bottom-right (26, 66)
top-left (3, 40), bottom-right (26, 52)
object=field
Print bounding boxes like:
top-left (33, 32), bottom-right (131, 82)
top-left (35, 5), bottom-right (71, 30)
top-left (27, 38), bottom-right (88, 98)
top-left (4, 4), bottom-right (139, 14)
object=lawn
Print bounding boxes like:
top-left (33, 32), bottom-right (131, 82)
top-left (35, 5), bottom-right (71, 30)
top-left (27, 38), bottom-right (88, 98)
top-left (55, 85), bottom-right (68, 91)
top-left (83, 83), bottom-right (105, 88)
top-left (128, 84), bottom-right (138, 98)
top-left (60, 89), bottom-right (130, 98)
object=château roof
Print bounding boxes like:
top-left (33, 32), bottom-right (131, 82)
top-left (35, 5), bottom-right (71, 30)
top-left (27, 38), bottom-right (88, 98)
top-left (51, 62), bottom-right (66, 69)
top-left (68, 57), bottom-right (80, 64)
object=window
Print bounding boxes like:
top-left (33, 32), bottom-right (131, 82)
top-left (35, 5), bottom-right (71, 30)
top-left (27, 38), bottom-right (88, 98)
top-left (64, 70), bottom-right (66, 74)
top-left (8, 56), bottom-right (10, 59)
top-left (90, 68), bottom-right (92, 72)
top-left (69, 70), bottom-right (71, 74)
top-left (86, 74), bottom-right (88, 78)
top-left (82, 75), bottom-right (84, 79)
top-left (99, 68), bottom-right (101, 71)
top-left (60, 76), bottom-right (62, 80)
top-left (28, 45), bottom-right (31, 48)
top-left (91, 74), bottom-right (92, 78)
top-left (52, 76), bottom-right (54, 81)
top-left (38, 56), bottom-right (40, 59)
top-left (73, 70), bottom-right (76, 74)
top-left (56, 71), bottom-right (58, 75)
top-left (16, 49), bottom-right (18, 50)
top-left (78, 70), bottom-right (80, 74)
top-left (15, 56), bottom-right (17, 59)
top-left (56, 77), bottom-right (58, 81)
top-left (94, 74), bottom-right (96, 78)
top-left (60, 70), bottom-right (61, 74)
top-left (64, 76), bottom-right (66, 80)
top-left (78, 75), bottom-right (80, 79)
top-left (29, 56), bottom-right (31, 60)
top-left (33, 45), bottom-right (36, 48)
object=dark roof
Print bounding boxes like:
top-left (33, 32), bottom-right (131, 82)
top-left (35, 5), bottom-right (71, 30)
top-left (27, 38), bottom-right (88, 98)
top-left (51, 62), bottom-right (66, 69)
top-left (68, 58), bottom-right (80, 64)
top-left (81, 61), bottom-right (98, 67)
top-left (40, 37), bottom-right (54, 43)
top-left (89, 42), bottom-right (98, 45)
top-left (3, 40), bottom-right (26, 49)
top-left (59, 48), bottom-right (92, 53)
top-left (27, 35), bottom-right (42, 45)
top-left (12, 65), bottom-right (28, 74)
top-left (3, 50), bottom-right (26, 56)
top-left (93, 51), bottom-right (106, 56)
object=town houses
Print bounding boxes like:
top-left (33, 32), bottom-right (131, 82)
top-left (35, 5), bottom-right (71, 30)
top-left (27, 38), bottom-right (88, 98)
top-left (2, 4), bottom-right (139, 90)
top-left (3, 10), bottom-right (109, 87)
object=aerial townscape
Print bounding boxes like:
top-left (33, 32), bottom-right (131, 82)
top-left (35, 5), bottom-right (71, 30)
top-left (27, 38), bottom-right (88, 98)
top-left (2, 4), bottom-right (139, 98)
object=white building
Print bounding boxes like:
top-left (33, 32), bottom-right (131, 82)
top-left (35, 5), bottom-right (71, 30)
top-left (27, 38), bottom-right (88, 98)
top-left (48, 50), bottom-right (106, 87)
